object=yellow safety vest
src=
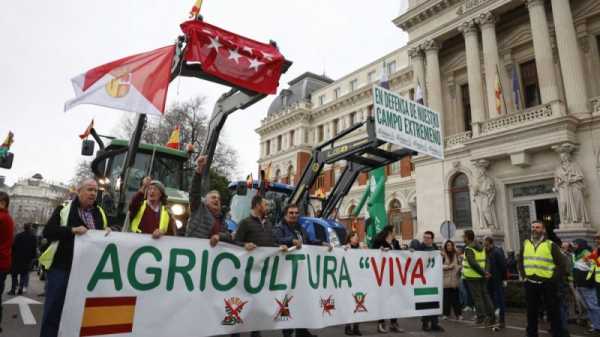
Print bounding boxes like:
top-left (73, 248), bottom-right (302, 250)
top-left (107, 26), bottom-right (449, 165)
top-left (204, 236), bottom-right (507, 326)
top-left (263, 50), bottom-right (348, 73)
top-left (462, 246), bottom-right (486, 279)
top-left (39, 201), bottom-right (107, 269)
top-left (523, 240), bottom-right (555, 279)
top-left (586, 257), bottom-right (600, 283)
top-left (130, 201), bottom-right (170, 234)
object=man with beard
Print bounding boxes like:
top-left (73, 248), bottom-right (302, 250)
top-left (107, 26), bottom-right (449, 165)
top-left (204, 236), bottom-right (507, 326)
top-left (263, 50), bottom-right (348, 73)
top-left (518, 221), bottom-right (566, 337)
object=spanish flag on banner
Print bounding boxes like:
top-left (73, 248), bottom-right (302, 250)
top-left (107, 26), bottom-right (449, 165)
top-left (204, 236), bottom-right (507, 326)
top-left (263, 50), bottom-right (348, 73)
top-left (189, 0), bottom-right (204, 18)
top-left (166, 126), bottom-right (181, 150)
top-left (79, 297), bottom-right (137, 336)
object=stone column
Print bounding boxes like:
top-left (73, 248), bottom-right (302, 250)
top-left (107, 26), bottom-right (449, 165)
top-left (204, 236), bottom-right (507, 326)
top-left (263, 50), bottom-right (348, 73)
top-left (423, 40), bottom-right (444, 115)
top-left (479, 12), bottom-right (513, 116)
top-left (408, 47), bottom-right (427, 105)
top-left (459, 19), bottom-right (485, 135)
top-left (549, 0), bottom-right (589, 114)
top-left (526, 0), bottom-right (559, 103)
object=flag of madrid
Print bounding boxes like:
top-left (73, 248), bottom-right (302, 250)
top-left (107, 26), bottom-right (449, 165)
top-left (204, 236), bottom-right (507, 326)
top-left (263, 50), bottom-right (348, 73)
top-left (65, 45), bottom-right (175, 116)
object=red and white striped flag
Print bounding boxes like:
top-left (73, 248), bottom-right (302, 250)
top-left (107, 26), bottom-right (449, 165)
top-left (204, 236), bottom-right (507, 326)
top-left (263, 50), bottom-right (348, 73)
top-left (65, 45), bottom-right (175, 116)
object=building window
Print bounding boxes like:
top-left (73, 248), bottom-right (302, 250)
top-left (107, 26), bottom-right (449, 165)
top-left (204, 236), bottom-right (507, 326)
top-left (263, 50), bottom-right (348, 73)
top-left (275, 169), bottom-right (281, 183)
top-left (409, 88), bottom-right (415, 101)
top-left (389, 161), bottom-right (401, 175)
top-left (520, 60), bottom-right (541, 108)
top-left (450, 173), bottom-right (472, 229)
top-left (332, 119), bottom-right (339, 137)
top-left (386, 61), bottom-right (397, 76)
top-left (460, 84), bottom-right (472, 132)
top-left (388, 199), bottom-right (402, 236)
top-left (266, 140), bottom-right (271, 156)
top-left (350, 79), bottom-right (358, 91)
top-left (289, 130), bottom-right (295, 147)
top-left (317, 125), bottom-right (324, 143)
top-left (368, 70), bottom-right (376, 83)
top-left (319, 95), bottom-right (325, 105)
top-left (287, 165), bottom-right (294, 184)
top-left (277, 135), bottom-right (282, 152)
top-left (349, 112), bottom-right (357, 126)
top-left (316, 174), bottom-right (325, 189)
top-left (334, 87), bottom-right (341, 99)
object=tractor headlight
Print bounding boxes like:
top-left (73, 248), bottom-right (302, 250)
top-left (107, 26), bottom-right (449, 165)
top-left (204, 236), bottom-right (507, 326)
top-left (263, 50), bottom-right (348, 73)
top-left (171, 204), bottom-right (186, 216)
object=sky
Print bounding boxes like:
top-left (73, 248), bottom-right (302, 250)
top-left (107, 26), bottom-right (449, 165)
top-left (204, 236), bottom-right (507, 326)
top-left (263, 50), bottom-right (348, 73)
top-left (0, 0), bottom-right (408, 186)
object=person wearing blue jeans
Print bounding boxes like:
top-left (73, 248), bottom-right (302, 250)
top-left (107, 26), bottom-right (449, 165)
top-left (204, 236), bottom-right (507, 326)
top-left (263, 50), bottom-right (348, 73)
top-left (572, 238), bottom-right (600, 334)
top-left (40, 270), bottom-right (69, 337)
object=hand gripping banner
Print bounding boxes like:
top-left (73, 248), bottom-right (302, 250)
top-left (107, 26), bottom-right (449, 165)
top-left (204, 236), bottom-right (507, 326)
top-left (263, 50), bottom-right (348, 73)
top-left (59, 231), bottom-right (442, 337)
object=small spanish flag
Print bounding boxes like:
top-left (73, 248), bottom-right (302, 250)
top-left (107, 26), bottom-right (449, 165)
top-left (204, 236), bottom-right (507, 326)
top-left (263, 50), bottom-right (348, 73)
top-left (79, 296), bottom-right (137, 337)
top-left (1, 131), bottom-right (14, 149)
top-left (166, 125), bottom-right (181, 150)
top-left (189, 0), bottom-right (204, 18)
top-left (79, 119), bottom-right (94, 140)
top-left (315, 187), bottom-right (326, 199)
top-left (246, 173), bottom-right (253, 188)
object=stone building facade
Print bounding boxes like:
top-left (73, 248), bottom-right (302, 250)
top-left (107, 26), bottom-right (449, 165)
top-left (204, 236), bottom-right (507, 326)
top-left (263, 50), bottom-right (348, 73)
top-left (8, 174), bottom-right (69, 233)
top-left (257, 0), bottom-right (600, 251)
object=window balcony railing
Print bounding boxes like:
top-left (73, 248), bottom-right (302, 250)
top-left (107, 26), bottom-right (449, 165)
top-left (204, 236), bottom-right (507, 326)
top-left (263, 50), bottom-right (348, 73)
top-left (479, 100), bottom-right (564, 135)
top-left (445, 131), bottom-right (472, 149)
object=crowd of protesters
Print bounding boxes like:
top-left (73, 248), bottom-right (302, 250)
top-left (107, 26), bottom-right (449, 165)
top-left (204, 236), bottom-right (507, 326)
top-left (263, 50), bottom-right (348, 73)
top-left (2, 154), bottom-right (600, 337)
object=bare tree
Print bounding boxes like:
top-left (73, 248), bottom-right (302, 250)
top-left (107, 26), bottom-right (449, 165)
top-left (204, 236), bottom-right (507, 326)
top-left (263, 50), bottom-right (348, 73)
top-left (70, 159), bottom-right (93, 187)
top-left (117, 96), bottom-right (238, 177)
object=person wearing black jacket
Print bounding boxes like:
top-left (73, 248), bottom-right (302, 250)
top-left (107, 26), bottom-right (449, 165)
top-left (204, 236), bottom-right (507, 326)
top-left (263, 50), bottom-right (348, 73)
top-left (8, 223), bottom-right (37, 295)
top-left (40, 179), bottom-right (109, 337)
top-left (372, 226), bottom-right (405, 334)
top-left (484, 237), bottom-right (507, 328)
top-left (417, 231), bottom-right (444, 332)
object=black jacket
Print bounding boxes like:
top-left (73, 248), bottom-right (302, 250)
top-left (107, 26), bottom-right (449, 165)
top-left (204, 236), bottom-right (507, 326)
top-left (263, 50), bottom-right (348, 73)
top-left (487, 246), bottom-right (507, 285)
top-left (43, 198), bottom-right (105, 271)
top-left (11, 230), bottom-right (37, 273)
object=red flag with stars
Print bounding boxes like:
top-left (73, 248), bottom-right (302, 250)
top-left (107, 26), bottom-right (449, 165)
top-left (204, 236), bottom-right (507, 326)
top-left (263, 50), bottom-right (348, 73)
top-left (181, 21), bottom-right (285, 94)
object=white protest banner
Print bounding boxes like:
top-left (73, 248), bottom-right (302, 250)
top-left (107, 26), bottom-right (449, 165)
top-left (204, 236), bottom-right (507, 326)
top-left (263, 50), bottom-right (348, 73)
top-left (59, 231), bottom-right (442, 337)
top-left (372, 85), bottom-right (444, 159)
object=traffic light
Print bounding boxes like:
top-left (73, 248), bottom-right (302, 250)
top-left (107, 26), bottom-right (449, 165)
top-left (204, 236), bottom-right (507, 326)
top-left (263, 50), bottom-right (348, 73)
top-left (0, 152), bottom-right (14, 169)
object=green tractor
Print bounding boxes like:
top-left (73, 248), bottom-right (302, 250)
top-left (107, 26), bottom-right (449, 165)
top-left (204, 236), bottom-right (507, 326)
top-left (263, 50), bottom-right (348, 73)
top-left (84, 132), bottom-right (191, 233)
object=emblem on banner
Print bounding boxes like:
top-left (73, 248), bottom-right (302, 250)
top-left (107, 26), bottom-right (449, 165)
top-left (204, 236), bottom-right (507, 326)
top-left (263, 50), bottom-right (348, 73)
top-left (320, 295), bottom-right (335, 316)
top-left (352, 292), bottom-right (368, 313)
top-left (273, 294), bottom-right (293, 321)
top-left (105, 68), bottom-right (132, 98)
top-left (222, 297), bottom-right (248, 326)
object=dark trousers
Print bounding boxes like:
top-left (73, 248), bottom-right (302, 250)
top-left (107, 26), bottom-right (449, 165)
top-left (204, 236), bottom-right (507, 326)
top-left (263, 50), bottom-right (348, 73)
top-left (443, 288), bottom-right (462, 317)
top-left (466, 279), bottom-right (494, 322)
top-left (40, 269), bottom-right (69, 337)
top-left (421, 315), bottom-right (439, 327)
top-left (0, 271), bottom-right (7, 326)
top-left (10, 271), bottom-right (29, 291)
top-left (487, 281), bottom-right (506, 323)
top-left (525, 281), bottom-right (562, 337)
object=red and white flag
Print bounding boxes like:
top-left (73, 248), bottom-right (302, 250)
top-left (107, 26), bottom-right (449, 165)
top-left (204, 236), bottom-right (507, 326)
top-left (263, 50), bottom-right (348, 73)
top-left (65, 45), bottom-right (176, 116)
top-left (181, 20), bottom-right (285, 95)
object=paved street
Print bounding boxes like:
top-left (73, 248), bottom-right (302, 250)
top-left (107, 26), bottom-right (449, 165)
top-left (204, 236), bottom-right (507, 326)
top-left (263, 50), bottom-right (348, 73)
top-left (0, 272), bottom-right (590, 337)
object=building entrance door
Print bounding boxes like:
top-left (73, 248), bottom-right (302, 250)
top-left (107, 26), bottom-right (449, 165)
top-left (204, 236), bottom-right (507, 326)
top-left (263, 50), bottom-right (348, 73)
top-left (509, 179), bottom-right (559, 250)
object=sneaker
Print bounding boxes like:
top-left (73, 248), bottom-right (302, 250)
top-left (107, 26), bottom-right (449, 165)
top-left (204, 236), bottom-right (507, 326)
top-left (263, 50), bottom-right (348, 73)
top-left (17, 288), bottom-right (23, 295)
top-left (389, 322), bottom-right (404, 333)
top-left (431, 325), bottom-right (445, 332)
top-left (463, 306), bottom-right (472, 312)
top-left (377, 322), bottom-right (387, 333)
top-left (21, 287), bottom-right (27, 294)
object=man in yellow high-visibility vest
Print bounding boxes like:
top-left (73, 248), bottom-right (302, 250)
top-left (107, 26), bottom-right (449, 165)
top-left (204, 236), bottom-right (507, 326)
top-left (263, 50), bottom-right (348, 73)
top-left (128, 177), bottom-right (175, 238)
top-left (39, 179), bottom-right (110, 337)
top-left (518, 221), bottom-right (565, 337)
top-left (462, 229), bottom-right (495, 328)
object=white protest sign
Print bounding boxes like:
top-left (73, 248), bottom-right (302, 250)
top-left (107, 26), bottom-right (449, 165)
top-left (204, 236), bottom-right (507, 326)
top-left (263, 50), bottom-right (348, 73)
top-left (372, 85), bottom-right (444, 160)
top-left (59, 231), bottom-right (442, 337)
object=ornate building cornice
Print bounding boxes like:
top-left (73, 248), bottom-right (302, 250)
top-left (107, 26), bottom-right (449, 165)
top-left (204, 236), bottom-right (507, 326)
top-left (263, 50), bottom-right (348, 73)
top-left (393, 0), bottom-right (463, 32)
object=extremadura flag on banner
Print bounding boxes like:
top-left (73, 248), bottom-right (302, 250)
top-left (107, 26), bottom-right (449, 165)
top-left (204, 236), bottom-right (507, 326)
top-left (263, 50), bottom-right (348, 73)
top-left (59, 231), bottom-right (442, 337)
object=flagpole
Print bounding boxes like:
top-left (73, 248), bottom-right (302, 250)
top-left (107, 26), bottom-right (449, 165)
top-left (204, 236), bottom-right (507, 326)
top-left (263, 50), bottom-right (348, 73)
top-left (496, 65), bottom-right (508, 115)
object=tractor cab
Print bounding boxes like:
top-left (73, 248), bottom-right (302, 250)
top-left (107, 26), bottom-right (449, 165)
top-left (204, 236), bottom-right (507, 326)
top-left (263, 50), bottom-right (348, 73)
top-left (91, 139), bottom-right (191, 230)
